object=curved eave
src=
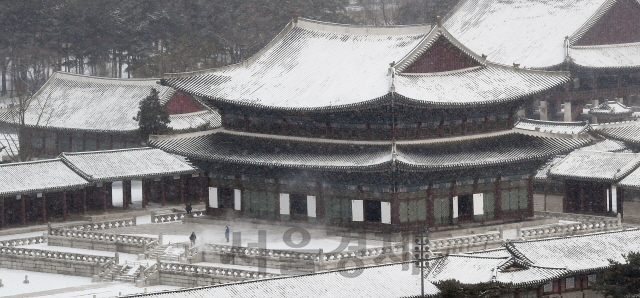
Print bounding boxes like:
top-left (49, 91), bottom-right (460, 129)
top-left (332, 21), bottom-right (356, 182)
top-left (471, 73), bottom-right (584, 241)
top-left (396, 153), bottom-right (551, 172)
top-left (588, 110), bottom-right (633, 116)
top-left (569, 61), bottom-right (640, 70)
top-left (154, 145), bottom-right (393, 172)
top-left (0, 183), bottom-right (91, 198)
top-left (161, 80), bottom-right (394, 112)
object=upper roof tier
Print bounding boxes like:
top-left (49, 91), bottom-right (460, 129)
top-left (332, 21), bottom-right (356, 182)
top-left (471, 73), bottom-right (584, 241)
top-left (161, 19), bottom-right (569, 111)
top-left (569, 42), bottom-right (640, 69)
top-left (0, 72), bottom-right (220, 133)
top-left (444, 0), bottom-right (640, 69)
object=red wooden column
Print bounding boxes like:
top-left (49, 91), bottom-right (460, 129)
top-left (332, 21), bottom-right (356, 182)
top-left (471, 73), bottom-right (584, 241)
top-left (180, 175), bottom-right (186, 204)
top-left (62, 192), bottom-right (68, 221)
top-left (141, 179), bottom-right (148, 209)
top-left (494, 178), bottom-right (502, 220)
top-left (391, 192), bottom-right (400, 225)
top-left (0, 197), bottom-right (4, 229)
top-left (579, 181), bottom-right (585, 214)
top-left (527, 176), bottom-right (534, 217)
top-left (21, 195), bottom-right (26, 226)
top-left (102, 182), bottom-right (108, 212)
top-left (161, 177), bottom-right (166, 206)
top-left (42, 193), bottom-right (47, 223)
top-left (123, 180), bottom-right (131, 210)
top-left (198, 175), bottom-right (205, 203)
top-left (316, 182), bottom-right (324, 222)
top-left (427, 185), bottom-right (435, 228)
top-left (82, 188), bottom-right (87, 214)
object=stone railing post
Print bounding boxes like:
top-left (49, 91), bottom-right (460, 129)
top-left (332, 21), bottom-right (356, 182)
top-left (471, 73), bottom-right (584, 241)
top-left (402, 237), bottom-right (410, 261)
top-left (617, 213), bottom-right (622, 226)
top-left (158, 233), bottom-right (163, 246)
top-left (132, 216), bottom-right (137, 226)
top-left (499, 227), bottom-right (504, 240)
top-left (115, 252), bottom-right (119, 265)
top-left (516, 224), bottom-right (522, 239)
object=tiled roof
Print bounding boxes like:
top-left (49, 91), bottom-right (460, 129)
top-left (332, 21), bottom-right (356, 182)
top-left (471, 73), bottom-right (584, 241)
top-left (515, 119), bottom-right (589, 135)
top-left (163, 19), bottom-right (568, 110)
top-left (549, 150), bottom-right (640, 181)
top-left (570, 42), bottom-right (640, 69)
top-left (496, 265), bottom-right (570, 287)
top-left (580, 139), bottom-right (630, 152)
top-left (534, 155), bottom-right (566, 180)
top-left (0, 159), bottom-right (89, 197)
top-left (462, 247), bottom-right (512, 258)
top-left (123, 262), bottom-right (438, 298)
top-left (589, 101), bottom-right (633, 115)
top-left (59, 148), bottom-right (199, 181)
top-left (168, 110), bottom-right (221, 131)
top-left (0, 72), bottom-right (172, 132)
top-left (150, 130), bottom-right (393, 171)
top-left (506, 229), bottom-right (640, 273)
top-left (394, 65), bottom-right (569, 107)
top-left (444, 0), bottom-right (610, 68)
top-left (396, 131), bottom-right (591, 171)
top-left (163, 19), bottom-right (429, 111)
top-left (427, 255), bottom-right (508, 284)
top-left (593, 121), bottom-right (640, 144)
top-left (150, 129), bottom-right (591, 172)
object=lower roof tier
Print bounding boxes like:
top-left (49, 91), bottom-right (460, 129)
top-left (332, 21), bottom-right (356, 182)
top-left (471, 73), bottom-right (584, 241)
top-left (149, 129), bottom-right (592, 172)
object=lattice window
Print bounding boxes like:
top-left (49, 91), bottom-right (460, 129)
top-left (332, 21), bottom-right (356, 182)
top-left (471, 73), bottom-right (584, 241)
top-left (566, 277), bottom-right (575, 289)
top-left (588, 274), bottom-right (597, 286)
top-left (483, 192), bottom-right (495, 219)
top-left (519, 291), bottom-right (536, 298)
top-left (543, 281), bottom-right (553, 292)
top-left (434, 197), bottom-right (450, 225)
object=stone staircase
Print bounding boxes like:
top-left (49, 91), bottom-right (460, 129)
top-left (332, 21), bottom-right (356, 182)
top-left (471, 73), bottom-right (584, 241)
top-left (112, 262), bottom-right (143, 283)
top-left (102, 264), bottom-right (123, 282)
top-left (148, 244), bottom-right (170, 260)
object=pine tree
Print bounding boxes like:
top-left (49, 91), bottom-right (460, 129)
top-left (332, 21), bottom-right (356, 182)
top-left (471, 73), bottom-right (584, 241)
top-left (134, 88), bottom-right (170, 141)
top-left (594, 252), bottom-right (640, 298)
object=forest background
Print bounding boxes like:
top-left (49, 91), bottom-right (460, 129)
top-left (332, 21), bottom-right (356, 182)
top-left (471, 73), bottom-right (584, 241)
top-left (0, 0), bottom-right (458, 97)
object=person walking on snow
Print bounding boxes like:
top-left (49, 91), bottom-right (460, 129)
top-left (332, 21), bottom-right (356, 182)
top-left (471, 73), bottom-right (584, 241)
top-left (225, 226), bottom-right (230, 242)
top-left (190, 232), bottom-right (196, 247)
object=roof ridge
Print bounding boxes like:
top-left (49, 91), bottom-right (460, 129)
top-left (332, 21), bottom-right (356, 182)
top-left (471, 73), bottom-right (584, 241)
top-left (0, 158), bottom-right (62, 168)
top-left (571, 40), bottom-right (640, 49)
top-left (516, 118), bottom-right (588, 127)
top-left (53, 71), bottom-right (162, 85)
top-left (60, 147), bottom-right (155, 156)
top-left (296, 17), bottom-right (431, 35)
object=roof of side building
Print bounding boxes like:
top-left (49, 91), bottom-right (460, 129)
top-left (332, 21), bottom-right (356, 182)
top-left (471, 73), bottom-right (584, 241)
top-left (514, 119), bottom-right (590, 135)
top-left (549, 150), bottom-right (640, 181)
top-left (0, 159), bottom-right (89, 197)
top-left (569, 42), bottom-right (640, 69)
top-left (59, 147), bottom-right (199, 181)
top-left (593, 120), bottom-right (640, 144)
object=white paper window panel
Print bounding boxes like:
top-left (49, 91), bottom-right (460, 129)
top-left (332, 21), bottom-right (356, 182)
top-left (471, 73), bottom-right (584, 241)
top-left (543, 282), bottom-right (553, 293)
top-left (234, 189), bottom-right (242, 211)
top-left (588, 274), bottom-right (597, 284)
top-left (611, 185), bottom-right (617, 213)
top-left (209, 187), bottom-right (218, 208)
top-left (352, 200), bottom-right (364, 222)
top-left (280, 193), bottom-right (290, 215)
top-left (452, 196), bottom-right (458, 218)
top-left (307, 196), bottom-right (317, 217)
top-left (473, 193), bottom-right (484, 215)
top-left (381, 201), bottom-right (391, 224)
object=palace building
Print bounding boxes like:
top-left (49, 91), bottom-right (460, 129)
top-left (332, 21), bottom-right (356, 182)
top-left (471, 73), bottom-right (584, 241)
top-left (0, 72), bottom-right (221, 160)
top-left (150, 19), bottom-right (592, 231)
top-left (445, 0), bottom-right (640, 122)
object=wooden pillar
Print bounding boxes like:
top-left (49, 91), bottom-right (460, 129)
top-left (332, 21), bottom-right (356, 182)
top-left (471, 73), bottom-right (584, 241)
top-left (563, 180), bottom-right (570, 213)
top-left (123, 180), bottom-right (131, 210)
top-left (274, 178), bottom-right (280, 221)
top-left (494, 178), bottom-right (502, 219)
top-left (618, 187), bottom-right (624, 218)
top-left (0, 197), bottom-right (4, 229)
top-left (141, 179), bottom-right (148, 209)
top-left (391, 192), bottom-right (400, 225)
top-left (21, 195), bottom-right (26, 226)
top-left (316, 182), bottom-right (324, 221)
top-left (528, 176), bottom-right (534, 217)
top-left (103, 182), bottom-right (108, 213)
top-left (161, 177), bottom-right (166, 206)
top-left (198, 175), bottom-right (205, 203)
top-left (82, 188), bottom-right (87, 214)
top-left (427, 185), bottom-right (435, 228)
top-left (579, 181), bottom-right (585, 213)
top-left (42, 193), bottom-right (47, 223)
top-left (62, 192), bottom-right (68, 222)
top-left (180, 175), bottom-right (186, 204)
top-left (450, 182), bottom-right (456, 225)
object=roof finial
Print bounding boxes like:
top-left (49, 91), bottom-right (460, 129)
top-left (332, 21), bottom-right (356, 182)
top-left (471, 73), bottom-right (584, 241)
top-left (431, 15), bottom-right (441, 29)
top-left (291, 10), bottom-right (299, 26)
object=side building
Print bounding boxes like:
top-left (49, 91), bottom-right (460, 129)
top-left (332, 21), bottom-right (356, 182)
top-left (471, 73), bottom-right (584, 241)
top-left (0, 72), bottom-right (221, 160)
top-left (151, 19), bottom-right (593, 232)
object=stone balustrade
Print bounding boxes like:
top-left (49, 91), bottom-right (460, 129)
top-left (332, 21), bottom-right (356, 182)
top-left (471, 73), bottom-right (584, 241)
top-left (534, 211), bottom-right (621, 225)
top-left (0, 247), bottom-right (113, 263)
top-left (49, 229), bottom-right (156, 245)
top-left (521, 217), bottom-right (622, 239)
top-left (151, 210), bottom-right (205, 224)
top-left (204, 244), bottom-right (321, 261)
top-left (49, 218), bottom-right (136, 235)
top-left (324, 244), bottom-right (405, 262)
top-left (429, 232), bottom-right (502, 253)
top-left (159, 262), bottom-right (277, 279)
top-left (0, 236), bottom-right (47, 247)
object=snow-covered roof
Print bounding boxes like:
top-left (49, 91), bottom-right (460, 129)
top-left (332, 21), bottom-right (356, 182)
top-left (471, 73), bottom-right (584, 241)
top-left (162, 19), bottom-right (569, 110)
top-left (0, 72), bottom-right (172, 132)
top-left (593, 120), bottom-right (640, 144)
top-left (59, 147), bottom-right (199, 181)
top-left (514, 119), bottom-right (589, 135)
top-left (122, 262), bottom-right (438, 298)
top-left (570, 42), bottom-right (640, 69)
top-left (589, 100), bottom-right (633, 115)
top-left (506, 229), bottom-right (640, 273)
top-left (0, 159), bottom-right (89, 197)
top-left (579, 138), bottom-right (630, 152)
top-left (150, 129), bottom-right (591, 172)
top-left (548, 150), bottom-right (640, 181)
top-left (444, 0), bottom-right (612, 68)
top-left (534, 155), bottom-right (566, 180)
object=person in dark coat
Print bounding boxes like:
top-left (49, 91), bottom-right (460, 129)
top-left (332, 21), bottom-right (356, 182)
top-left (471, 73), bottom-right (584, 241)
top-left (225, 226), bottom-right (230, 242)
top-left (190, 231), bottom-right (196, 247)
top-left (185, 204), bottom-right (192, 214)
